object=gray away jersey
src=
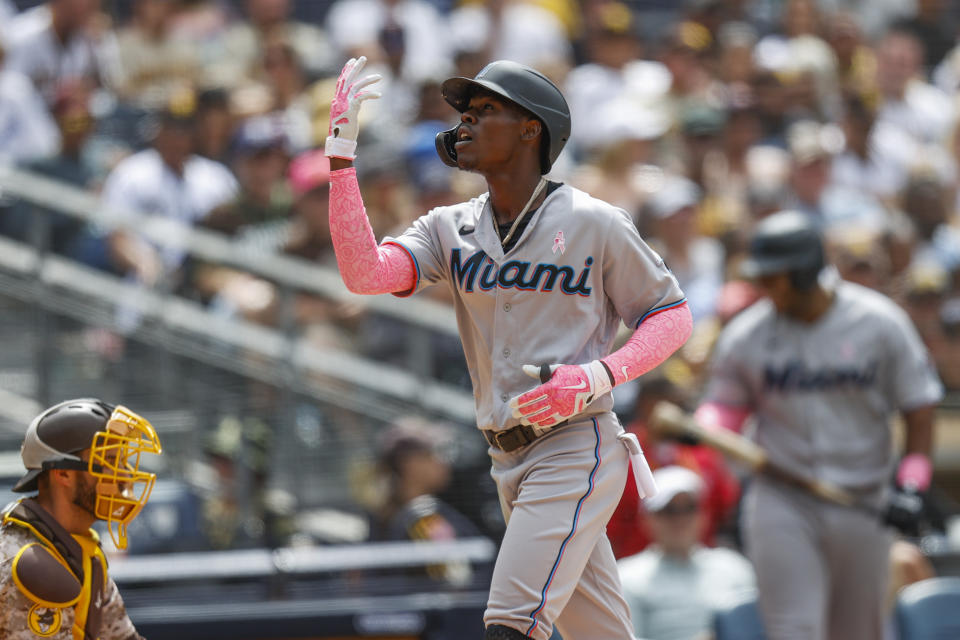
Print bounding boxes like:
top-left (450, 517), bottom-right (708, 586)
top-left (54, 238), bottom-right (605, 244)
top-left (705, 280), bottom-right (943, 490)
top-left (384, 183), bottom-right (685, 431)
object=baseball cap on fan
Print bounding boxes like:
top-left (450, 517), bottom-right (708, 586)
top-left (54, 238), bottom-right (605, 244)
top-left (643, 466), bottom-right (704, 512)
top-left (12, 399), bottom-right (115, 493)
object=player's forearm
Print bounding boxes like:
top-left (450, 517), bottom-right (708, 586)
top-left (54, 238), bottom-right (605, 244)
top-left (600, 301), bottom-right (693, 386)
top-left (329, 167), bottom-right (417, 295)
top-left (902, 405), bottom-right (935, 457)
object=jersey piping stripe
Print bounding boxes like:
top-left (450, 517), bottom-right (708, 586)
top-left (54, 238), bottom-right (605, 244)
top-left (526, 418), bottom-right (602, 637)
top-left (635, 298), bottom-right (687, 328)
top-left (382, 240), bottom-right (421, 298)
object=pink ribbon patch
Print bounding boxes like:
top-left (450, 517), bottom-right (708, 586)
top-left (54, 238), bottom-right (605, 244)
top-left (552, 230), bottom-right (565, 255)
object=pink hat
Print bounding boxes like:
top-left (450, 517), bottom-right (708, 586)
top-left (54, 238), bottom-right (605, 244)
top-left (289, 150), bottom-right (331, 197)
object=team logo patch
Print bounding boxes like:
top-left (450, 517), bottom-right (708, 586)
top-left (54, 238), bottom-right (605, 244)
top-left (552, 230), bottom-right (565, 255)
top-left (27, 603), bottom-right (62, 637)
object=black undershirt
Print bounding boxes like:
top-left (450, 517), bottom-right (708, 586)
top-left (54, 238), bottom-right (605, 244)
top-left (495, 181), bottom-right (562, 252)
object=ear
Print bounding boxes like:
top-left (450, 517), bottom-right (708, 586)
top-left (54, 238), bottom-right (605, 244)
top-left (520, 119), bottom-right (542, 142)
top-left (50, 469), bottom-right (74, 489)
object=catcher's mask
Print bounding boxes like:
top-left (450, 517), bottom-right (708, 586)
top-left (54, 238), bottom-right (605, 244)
top-left (87, 406), bottom-right (162, 549)
top-left (14, 399), bottom-right (162, 549)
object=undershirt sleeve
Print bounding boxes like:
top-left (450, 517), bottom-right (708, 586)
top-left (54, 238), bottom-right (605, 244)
top-left (329, 167), bottom-right (417, 295)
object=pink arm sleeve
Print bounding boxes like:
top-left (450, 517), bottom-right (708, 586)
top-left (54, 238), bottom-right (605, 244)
top-left (694, 402), bottom-right (752, 434)
top-left (600, 301), bottom-right (693, 386)
top-left (329, 167), bottom-right (417, 295)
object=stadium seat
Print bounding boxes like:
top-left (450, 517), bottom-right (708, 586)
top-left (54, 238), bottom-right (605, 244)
top-left (895, 577), bottom-right (960, 639)
top-left (714, 599), bottom-right (768, 640)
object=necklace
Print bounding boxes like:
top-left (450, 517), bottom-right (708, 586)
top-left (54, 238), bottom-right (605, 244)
top-left (497, 177), bottom-right (548, 248)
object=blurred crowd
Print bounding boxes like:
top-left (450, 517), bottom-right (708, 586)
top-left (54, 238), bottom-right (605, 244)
top-left (2, 0), bottom-right (960, 392)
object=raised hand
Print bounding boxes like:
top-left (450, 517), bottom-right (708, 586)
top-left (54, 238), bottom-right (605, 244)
top-left (325, 56), bottom-right (382, 160)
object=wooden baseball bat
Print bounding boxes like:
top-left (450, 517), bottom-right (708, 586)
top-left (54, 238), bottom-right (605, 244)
top-left (649, 400), bottom-right (859, 509)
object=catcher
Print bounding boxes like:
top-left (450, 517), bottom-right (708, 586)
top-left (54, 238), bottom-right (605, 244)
top-left (0, 398), bottom-right (162, 639)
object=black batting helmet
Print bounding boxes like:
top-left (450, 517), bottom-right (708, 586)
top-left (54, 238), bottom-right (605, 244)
top-left (435, 60), bottom-right (571, 174)
top-left (741, 210), bottom-right (826, 290)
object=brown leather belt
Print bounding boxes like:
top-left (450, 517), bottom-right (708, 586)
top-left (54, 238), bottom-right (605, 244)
top-left (483, 420), bottom-right (570, 453)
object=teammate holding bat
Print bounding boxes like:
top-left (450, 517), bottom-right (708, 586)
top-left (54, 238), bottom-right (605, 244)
top-left (324, 56), bottom-right (692, 639)
top-left (695, 210), bottom-right (942, 640)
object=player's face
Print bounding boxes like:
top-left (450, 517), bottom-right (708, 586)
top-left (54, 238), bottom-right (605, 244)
top-left (70, 452), bottom-right (99, 519)
top-left (757, 273), bottom-right (808, 317)
top-left (648, 493), bottom-right (703, 555)
top-left (454, 93), bottom-right (535, 173)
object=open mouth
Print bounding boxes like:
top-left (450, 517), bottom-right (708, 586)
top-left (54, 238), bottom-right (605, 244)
top-left (455, 129), bottom-right (473, 148)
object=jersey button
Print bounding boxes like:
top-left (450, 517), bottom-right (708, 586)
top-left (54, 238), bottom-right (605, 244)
top-left (503, 303), bottom-right (511, 311)
top-left (501, 393), bottom-right (508, 402)
top-left (503, 348), bottom-right (511, 357)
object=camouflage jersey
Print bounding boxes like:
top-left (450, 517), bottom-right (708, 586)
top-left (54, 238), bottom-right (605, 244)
top-left (0, 499), bottom-right (141, 640)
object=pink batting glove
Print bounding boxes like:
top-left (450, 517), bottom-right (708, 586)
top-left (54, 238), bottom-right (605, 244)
top-left (897, 453), bottom-right (933, 492)
top-left (325, 56), bottom-right (382, 160)
top-left (508, 361), bottom-right (613, 428)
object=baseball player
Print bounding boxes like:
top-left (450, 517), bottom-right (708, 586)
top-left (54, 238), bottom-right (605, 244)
top-left (695, 211), bottom-right (942, 640)
top-left (0, 399), bottom-right (162, 639)
top-left (325, 57), bottom-right (692, 640)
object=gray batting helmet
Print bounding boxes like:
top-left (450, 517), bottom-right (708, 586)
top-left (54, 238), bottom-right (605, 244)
top-left (435, 60), bottom-right (571, 174)
top-left (741, 210), bottom-right (826, 290)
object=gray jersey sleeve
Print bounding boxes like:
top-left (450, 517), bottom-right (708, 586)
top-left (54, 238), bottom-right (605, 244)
top-left (382, 207), bottom-right (448, 296)
top-left (702, 304), bottom-right (766, 409)
top-left (601, 206), bottom-right (685, 327)
top-left (882, 304), bottom-right (943, 410)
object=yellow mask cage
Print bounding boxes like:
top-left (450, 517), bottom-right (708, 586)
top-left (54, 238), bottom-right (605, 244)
top-left (87, 406), bottom-right (162, 549)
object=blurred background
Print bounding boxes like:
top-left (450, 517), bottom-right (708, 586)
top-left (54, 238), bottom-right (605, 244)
top-left (2, 0), bottom-right (960, 638)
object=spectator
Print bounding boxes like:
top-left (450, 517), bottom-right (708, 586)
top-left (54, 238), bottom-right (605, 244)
top-left (714, 21), bottom-right (757, 92)
top-left (3, 84), bottom-right (113, 270)
top-left (658, 20), bottom-right (726, 114)
top-left (208, 0), bottom-right (333, 91)
top-left (826, 11), bottom-right (876, 98)
top-left (166, 0), bottom-right (232, 74)
top-left (900, 167), bottom-right (960, 275)
top-left (447, 0), bottom-right (573, 77)
top-left (370, 419), bottom-right (482, 585)
top-left (564, 2), bottom-right (671, 160)
top-left (752, 0), bottom-right (840, 120)
top-left (250, 36), bottom-right (314, 151)
top-left (100, 89), bottom-right (238, 288)
top-left (0, 40), bottom-right (60, 165)
top-left (645, 175), bottom-right (725, 322)
top-left (831, 91), bottom-right (915, 205)
top-left (607, 376), bottom-right (741, 561)
top-left (285, 148), bottom-right (335, 262)
top-left (783, 119), bottom-right (888, 232)
top-left (825, 225), bottom-right (892, 293)
top-left (618, 465), bottom-right (756, 640)
top-left (4, 0), bottom-right (117, 105)
top-left (874, 24), bottom-right (956, 146)
top-left (326, 0), bottom-right (451, 83)
top-left (568, 99), bottom-right (670, 221)
top-left (112, 0), bottom-right (200, 110)
top-left (201, 112), bottom-right (292, 247)
top-left (696, 104), bottom-right (764, 241)
top-left (193, 87), bottom-right (234, 163)
top-left (0, 0), bottom-right (17, 39)
top-left (895, 0), bottom-right (956, 72)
